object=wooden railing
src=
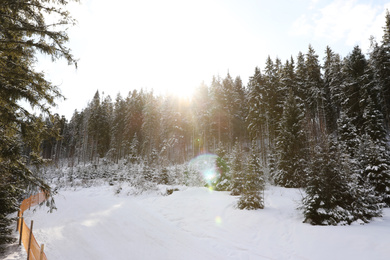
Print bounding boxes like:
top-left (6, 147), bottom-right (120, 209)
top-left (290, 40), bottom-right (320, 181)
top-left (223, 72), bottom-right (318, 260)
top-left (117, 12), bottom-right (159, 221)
top-left (17, 192), bottom-right (48, 260)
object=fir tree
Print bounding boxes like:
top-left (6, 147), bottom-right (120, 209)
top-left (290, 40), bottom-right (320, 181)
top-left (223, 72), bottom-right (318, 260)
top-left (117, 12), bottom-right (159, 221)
top-left (370, 10), bottom-right (390, 127)
top-left (192, 82), bottom-right (212, 153)
top-left (124, 89), bottom-right (145, 156)
top-left (274, 89), bottom-right (307, 188)
top-left (323, 46), bottom-right (343, 133)
top-left (246, 68), bottom-right (268, 165)
top-left (303, 136), bottom-right (354, 225)
top-left (237, 142), bottom-right (265, 210)
top-left (214, 143), bottom-right (230, 191)
top-left (230, 141), bottom-right (245, 195)
top-left (141, 92), bottom-right (161, 158)
top-left (341, 46), bottom-right (367, 131)
top-left (304, 45), bottom-right (325, 141)
top-left (359, 134), bottom-right (390, 207)
top-left (0, 0), bottom-right (77, 251)
top-left (110, 94), bottom-right (127, 162)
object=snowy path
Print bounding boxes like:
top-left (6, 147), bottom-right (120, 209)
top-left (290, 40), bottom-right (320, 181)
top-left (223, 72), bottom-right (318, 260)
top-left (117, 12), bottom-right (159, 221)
top-left (6, 185), bottom-right (390, 260)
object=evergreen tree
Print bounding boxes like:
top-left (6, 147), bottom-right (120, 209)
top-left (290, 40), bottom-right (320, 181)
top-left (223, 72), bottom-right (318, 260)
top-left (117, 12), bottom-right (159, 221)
top-left (359, 135), bottom-right (390, 207)
top-left (323, 46), bottom-right (343, 133)
top-left (231, 76), bottom-right (247, 142)
top-left (246, 68), bottom-right (266, 160)
top-left (230, 141), bottom-right (245, 195)
top-left (274, 89), bottom-right (307, 188)
top-left (341, 46), bottom-right (367, 132)
top-left (110, 94), bottom-right (127, 162)
top-left (370, 10), bottom-right (390, 127)
top-left (263, 56), bottom-right (281, 145)
top-left (209, 75), bottom-right (229, 146)
top-left (237, 141), bottom-right (265, 210)
top-left (0, 0), bottom-right (77, 251)
top-left (141, 92), bottom-right (161, 159)
top-left (129, 133), bottom-right (139, 163)
top-left (337, 111), bottom-right (360, 158)
top-left (124, 89), bottom-right (145, 156)
top-left (360, 95), bottom-right (390, 206)
top-left (209, 143), bottom-right (230, 191)
top-left (304, 45), bottom-right (325, 141)
top-left (303, 136), bottom-right (355, 225)
top-left (87, 91), bottom-right (111, 161)
top-left (295, 52), bottom-right (307, 103)
top-left (192, 82), bottom-right (212, 154)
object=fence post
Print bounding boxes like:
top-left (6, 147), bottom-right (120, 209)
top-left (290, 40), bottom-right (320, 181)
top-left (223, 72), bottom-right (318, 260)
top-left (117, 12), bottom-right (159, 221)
top-left (19, 217), bottom-right (24, 246)
top-left (27, 220), bottom-right (33, 260)
top-left (16, 210), bottom-right (20, 231)
top-left (40, 244), bottom-right (45, 260)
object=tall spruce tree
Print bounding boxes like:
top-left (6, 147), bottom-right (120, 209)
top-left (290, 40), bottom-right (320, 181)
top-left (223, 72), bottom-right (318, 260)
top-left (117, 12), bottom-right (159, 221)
top-left (230, 141), bottom-right (245, 195)
top-left (0, 0), bottom-right (77, 251)
top-left (323, 46), bottom-right (343, 133)
top-left (274, 89), bottom-right (307, 188)
top-left (370, 10), bottom-right (390, 127)
top-left (303, 136), bottom-right (355, 225)
top-left (192, 82), bottom-right (212, 154)
top-left (237, 141), bottom-right (265, 210)
top-left (361, 97), bottom-right (390, 206)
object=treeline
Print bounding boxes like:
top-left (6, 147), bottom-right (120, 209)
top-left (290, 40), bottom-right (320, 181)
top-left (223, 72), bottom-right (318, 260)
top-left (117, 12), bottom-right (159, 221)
top-left (42, 74), bottom-right (248, 166)
top-left (40, 12), bottom-right (390, 224)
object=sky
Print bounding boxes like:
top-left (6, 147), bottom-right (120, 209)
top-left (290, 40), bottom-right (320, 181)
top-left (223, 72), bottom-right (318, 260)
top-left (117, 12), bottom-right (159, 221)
top-left (36, 0), bottom-right (390, 119)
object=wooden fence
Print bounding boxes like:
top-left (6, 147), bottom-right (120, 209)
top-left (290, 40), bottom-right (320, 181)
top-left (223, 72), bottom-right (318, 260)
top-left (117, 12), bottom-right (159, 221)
top-left (17, 191), bottom-right (48, 260)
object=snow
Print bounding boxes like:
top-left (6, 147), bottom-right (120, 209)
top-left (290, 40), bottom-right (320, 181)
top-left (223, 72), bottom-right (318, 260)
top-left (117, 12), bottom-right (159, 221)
top-left (5, 185), bottom-right (390, 260)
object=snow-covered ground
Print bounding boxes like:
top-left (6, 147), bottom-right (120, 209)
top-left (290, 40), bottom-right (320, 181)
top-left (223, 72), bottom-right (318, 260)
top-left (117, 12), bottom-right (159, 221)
top-left (4, 184), bottom-right (390, 260)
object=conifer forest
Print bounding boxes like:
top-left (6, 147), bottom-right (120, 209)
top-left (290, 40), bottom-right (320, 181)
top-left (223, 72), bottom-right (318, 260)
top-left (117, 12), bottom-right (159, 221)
top-left (1, 0), bottom-right (390, 254)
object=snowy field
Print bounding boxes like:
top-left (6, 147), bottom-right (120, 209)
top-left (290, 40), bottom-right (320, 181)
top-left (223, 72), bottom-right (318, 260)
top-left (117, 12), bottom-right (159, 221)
top-left (4, 184), bottom-right (390, 260)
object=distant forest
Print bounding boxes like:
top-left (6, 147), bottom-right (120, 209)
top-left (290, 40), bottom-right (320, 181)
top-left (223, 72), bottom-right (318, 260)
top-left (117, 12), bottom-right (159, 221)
top-left (37, 12), bottom-right (390, 224)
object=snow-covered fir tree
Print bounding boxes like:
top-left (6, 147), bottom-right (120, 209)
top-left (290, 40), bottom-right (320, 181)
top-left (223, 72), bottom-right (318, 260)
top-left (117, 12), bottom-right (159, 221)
top-left (303, 136), bottom-right (355, 225)
top-left (274, 88), bottom-right (308, 188)
top-left (237, 141), bottom-right (265, 210)
top-left (207, 143), bottom-right (231, 191)
top-left (230, 141), bottom-right (245, 195)
top-left (360, 96), bottom-right (390, 206)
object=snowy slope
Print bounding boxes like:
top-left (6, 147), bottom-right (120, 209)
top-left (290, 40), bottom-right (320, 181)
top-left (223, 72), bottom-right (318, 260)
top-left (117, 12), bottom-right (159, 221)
top-left (5, 185), bottom-right (390, 260)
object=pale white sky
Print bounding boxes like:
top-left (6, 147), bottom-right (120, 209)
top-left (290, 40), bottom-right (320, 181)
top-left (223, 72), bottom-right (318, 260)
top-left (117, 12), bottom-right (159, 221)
top-left (37, 0), bottom-right (390, 119)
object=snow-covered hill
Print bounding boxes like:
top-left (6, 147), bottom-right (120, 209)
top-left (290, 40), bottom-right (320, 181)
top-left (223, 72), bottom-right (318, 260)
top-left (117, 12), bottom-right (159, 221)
top-left (5, 185), bottom-right (390, 260)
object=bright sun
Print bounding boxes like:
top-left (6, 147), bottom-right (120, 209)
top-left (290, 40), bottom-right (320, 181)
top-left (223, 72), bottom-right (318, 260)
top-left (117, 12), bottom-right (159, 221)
top-left (169, 85), bottom-right (195, 100)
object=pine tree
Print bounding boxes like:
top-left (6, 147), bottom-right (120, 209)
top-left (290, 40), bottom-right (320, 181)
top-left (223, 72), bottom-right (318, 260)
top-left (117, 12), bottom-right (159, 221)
top-left (110, 94), bottom-right (127, 162)
top-left (263, 56), bottom-right (281, 145)
top-left (124, 89), bottom-right (145, 156)
top-left (323, 46), bottom-right (343, 133)
top-left (192, 82), bottom-right (212, 154)
top-left (87, 91), bottom-right (112, 161)
top-left (0, 0), bottom-right (77, 251)
top-left (303, 136), bottom-right (355, 225)
top-left (141, 91), bottom-right (161, 159)
top-left (213, 143), bottom-right (230, 191)
top-left (246, 68), bottom-right (263, 140)
top-left (210, 75), bottom-right (230, 147)
top-left (304, 45), bottom-right (325, 141)
top-left (359, 135), bottom-right (390, 207)
top-left (129, 133), bottom-right (139, 163)
top-left (237, 141), bottom-right (265, 210)
top-left (232, 76), bottom-right (247, 142)
top-left (274, 89), bottom-right (307, 188)
top-left (230, 141), bottom-right (245, 195)
top-left (341, 46), bottom-right (367, 131)
top-left (370, 10), bottom-right (390, 127)
top-left (360, 96), bottom-right (390, 206)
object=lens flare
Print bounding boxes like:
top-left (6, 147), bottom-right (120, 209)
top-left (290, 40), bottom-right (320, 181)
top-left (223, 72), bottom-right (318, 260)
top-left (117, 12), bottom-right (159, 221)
top-left (215, 216), bottom-right (222, 226)
top-left (188, 153), bottom-right (219, 186)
